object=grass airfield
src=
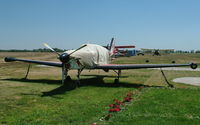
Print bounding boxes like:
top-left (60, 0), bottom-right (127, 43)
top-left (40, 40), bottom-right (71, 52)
top-left (0, 52), bottom-right (200, 125)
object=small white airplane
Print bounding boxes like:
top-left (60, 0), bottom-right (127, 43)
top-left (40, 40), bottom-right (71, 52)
top-left (4, 38), bottom-right (197, 87)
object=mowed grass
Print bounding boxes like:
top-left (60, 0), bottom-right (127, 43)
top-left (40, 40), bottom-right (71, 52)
top-left (109, 88), bottom-right (200, 125)
top-left (0, 52), bottom-right (200, 124)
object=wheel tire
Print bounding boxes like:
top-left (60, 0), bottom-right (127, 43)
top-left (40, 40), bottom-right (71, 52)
top-left (64, 79), bottom-right (77, 89)
top-left (66, 76), bottom-right (72, 81)
top-left (75, 80), bottom-right (81, 87)
top-left (114, 79), bottom-right (119, 84)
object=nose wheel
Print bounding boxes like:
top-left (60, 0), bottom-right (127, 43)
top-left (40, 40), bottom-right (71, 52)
top-left (65, 76), bottom-right (72, 82)
top-left (114, 79), bottom-right (119, 84)
top-left (62, 68), bottom-right (83, 89)
top-left (63, 76), bottom-right (78, 89)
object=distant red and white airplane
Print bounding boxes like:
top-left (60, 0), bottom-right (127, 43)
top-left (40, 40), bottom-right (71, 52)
top-left (4, 38), bottom-right (197, 86)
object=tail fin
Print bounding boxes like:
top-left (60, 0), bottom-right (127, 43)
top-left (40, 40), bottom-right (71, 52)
top-left (109, 37), bottom-right (116, 56)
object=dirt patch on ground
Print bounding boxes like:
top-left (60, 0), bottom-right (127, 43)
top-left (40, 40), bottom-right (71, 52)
top-left (173, 77), bottom-right (200, 86)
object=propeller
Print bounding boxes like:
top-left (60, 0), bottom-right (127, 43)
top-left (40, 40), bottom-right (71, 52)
top-left (43, 43), bottom-right (61, 56)
top-left (43, 43), bottom-right (87, 84)
top-left (59, 44), bottom-right (87, 63)
top-left (109, 38), bottom-right (114, 50)
top-left (68, 44), bottom-right (87, 56)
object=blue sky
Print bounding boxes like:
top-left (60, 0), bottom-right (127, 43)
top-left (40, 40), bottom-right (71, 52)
top-left (0, 0), bottom-right (200, 50)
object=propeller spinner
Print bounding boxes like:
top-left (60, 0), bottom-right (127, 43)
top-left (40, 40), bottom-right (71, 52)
top-left (59, 53), bottom-right (70, 63)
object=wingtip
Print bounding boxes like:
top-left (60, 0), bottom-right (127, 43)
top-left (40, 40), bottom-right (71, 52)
top-left (190, 63), bottom-right (198, 69)
top-left (4, 57), bottom-right (14, 62)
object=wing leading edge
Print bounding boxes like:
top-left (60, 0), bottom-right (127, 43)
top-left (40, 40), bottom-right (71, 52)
top-left (4, 57), bottom-right (198, 70)
top-left (4, 57), bottom-right (62, 67)
top-left (95, 63), bottom-right (197, 70)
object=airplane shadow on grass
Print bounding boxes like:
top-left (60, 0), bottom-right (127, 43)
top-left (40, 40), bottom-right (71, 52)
top-left (3, 76), bottom-right (164, 97)
top-left (3, 78), bottom-right (61, 84)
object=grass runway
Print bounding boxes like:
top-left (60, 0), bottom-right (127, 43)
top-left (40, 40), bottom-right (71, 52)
top-left (0, 52), bottom-right (200, 124)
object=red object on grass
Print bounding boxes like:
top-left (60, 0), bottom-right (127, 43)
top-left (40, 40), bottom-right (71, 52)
top-left (115, 99), bottom-right (123, 105)
top-left (115, 105), bottom-right (120, 108)
top-left (109, 108), bottom-right (121, 112)
top-left (109, 104), bottom-right (114, 107)
top-left (123, 97), bottom-right (132, 102)
top-left (109, 104), bottom-right (121, 108)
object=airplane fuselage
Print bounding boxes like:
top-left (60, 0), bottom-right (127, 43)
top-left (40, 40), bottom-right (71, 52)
top-left (65, 44), bottom-right (111, 69)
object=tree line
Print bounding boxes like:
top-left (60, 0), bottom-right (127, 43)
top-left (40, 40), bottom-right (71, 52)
top-left (0, 48), bottom-right (199, 53)
top-left (0, 48), bottom-right (66, 52)
top-left (174, 50), bottom-right (200, 53)
top-left (140, 49), bottom-right (200, 54)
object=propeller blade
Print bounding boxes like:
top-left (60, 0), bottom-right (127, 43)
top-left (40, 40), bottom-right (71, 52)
top-left (68, 44), bottom-right (87, 56)
top-left (43, 43), bottom-right (60, 56)
top-left (110, 38), bottom-right (114, 50)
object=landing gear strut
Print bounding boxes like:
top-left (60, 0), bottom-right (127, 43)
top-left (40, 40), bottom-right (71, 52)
top-left (62, 65), bottom-right (69, 84)
top-left (62, 67), bottom-right (77, 89)
top-left (24, 63), bottom-right (31, 80)
top-left (75, 68), bottom-right (84, 86)
top-left (114, 70), bottom-right (121, 84)
top-left (160, 68), bottom-right (174, 88)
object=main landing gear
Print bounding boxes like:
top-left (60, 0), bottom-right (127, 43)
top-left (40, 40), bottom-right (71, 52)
top-left (24, 63), bottom-right (31, 80)
top-left (113, 70), bottom-right (121, 84)
top-left (160, 68), bottom-right (174, 88)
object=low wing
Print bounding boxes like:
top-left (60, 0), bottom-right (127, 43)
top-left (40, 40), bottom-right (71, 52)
top-left (95, 63), bottom-right (197, 70)
top-left (4, 57), bottom-right (62, 67)
top-left (4, 57), bottom-right (198, 70)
